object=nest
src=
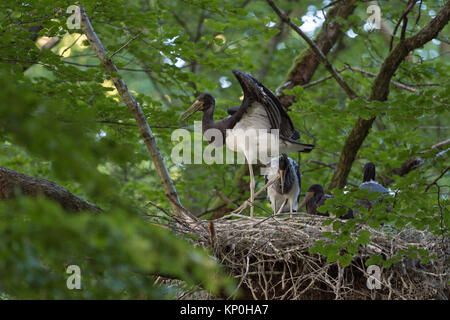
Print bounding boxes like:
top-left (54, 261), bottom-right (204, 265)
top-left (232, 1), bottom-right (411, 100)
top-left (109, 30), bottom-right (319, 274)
top-left (155, 213), bottom-right (449, 300)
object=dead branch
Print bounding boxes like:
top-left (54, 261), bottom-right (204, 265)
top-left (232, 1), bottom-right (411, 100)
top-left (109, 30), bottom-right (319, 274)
top-left (79, 5), bottom-right (182, 216)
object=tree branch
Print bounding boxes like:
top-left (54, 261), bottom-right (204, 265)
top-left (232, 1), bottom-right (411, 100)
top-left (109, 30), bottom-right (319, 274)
top-left (274, 0), bottom-right (358, 107)
top-left (303, 65), bottom-right (418, 93)
top-left (328, 1), bottom-right (450, 189)
top-left (389, 0), bottom-right (418, 51)
top-left (79, 6), bottom-right (182, 216)
top-left (267, 0), bottom-right (357, 100)
top-left (425, 166), bottom-right (450, 192)
top-left (0, 167), bottom-right (102, 213)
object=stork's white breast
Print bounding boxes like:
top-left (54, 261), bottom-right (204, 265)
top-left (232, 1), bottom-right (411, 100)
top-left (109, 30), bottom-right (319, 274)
top-left (225, 102), bottom-right (277, 164)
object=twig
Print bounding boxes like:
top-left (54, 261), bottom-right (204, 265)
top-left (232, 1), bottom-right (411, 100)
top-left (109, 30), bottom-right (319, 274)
top-left (420, 138), bottom-right (450, 153)
top-left (345, 65), bottom-right (417, 93)
top-left (212, 189), bottom-right (238, 208)
top-left (389, 0), bottom-right (418, 51)
top-left (266, 0), bottom-right (358, 100)
top-left (425, 166), bottom-right (450, 192)
top-left (109, 32), bottom-right (141, 58)
top-left (307, 159), bottom-right (336, 169)
top-left (415, 0), bottom-right (423, 26)
top-left (144, 200), bottom-right (172, 217)
top-left (303, 65), bottom-right (418, 93)
top-left (60, 34), bottom-right (82, 57)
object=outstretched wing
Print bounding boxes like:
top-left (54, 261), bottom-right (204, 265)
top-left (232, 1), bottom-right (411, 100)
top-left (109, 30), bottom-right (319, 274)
top-left (244, 71), bottom-right (300, 140)
top-left (229, 70), bottom-right (299, 140)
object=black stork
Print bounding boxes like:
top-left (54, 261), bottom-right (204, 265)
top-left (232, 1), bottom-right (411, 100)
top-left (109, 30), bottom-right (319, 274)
top-left (266, 154), bottom-right (301, 217)
top-left (360, 162), bottom-right (389, 194)
top-left (181, 70), bottom-right (314, 216)
top-left (298, 184), bottom-right (354, 219)
top-left (358, 162), bottom-right (391, 213)
top-left (298, 184), bottom-right (330, 216)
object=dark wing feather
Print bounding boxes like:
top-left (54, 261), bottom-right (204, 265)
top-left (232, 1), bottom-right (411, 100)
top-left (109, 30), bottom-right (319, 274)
top-left (245, 72), bottom-right (299, 140)
top-left (227, 106), bottom-right (240, 116)
top-left (230, 70), bottom-right (298, 140)
top-left (292, 159), bottom-right (301, 203)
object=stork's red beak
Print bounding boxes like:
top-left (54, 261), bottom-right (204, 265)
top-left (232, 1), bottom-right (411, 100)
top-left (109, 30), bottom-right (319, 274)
top-left (180, 100), bottom-right (203, 121)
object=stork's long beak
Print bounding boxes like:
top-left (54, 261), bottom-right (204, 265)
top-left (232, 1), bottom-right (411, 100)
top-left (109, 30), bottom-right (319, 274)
top-left (298, 191), bottom-right (314, 210)
top-left (180, 100), bottom-right (203, 121)
top-left (279, 169), bottom-right (285, 194)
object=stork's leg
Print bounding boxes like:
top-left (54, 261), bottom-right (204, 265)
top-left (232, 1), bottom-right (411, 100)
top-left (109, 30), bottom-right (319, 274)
top-left (248, 162), bottom-right (255, 217)
top-left (233, 172), bottom-right (279, 215)
top-left (289, 199), bottom-right (294, 218)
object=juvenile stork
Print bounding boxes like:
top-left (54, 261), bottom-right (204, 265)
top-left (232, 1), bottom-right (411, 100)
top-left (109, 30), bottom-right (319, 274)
top-left (298, 184), bottom-right (354, 219)
top-left (358, 162), bottom-right (390, 213)
top-left (181, 70), bottom-right (314, 216)
top-left (266, 154), bottom-right (301, 217)
top-left (298, 184), bottom-right (330, 216)
top-left (359, 162), bottom-right (389, 194)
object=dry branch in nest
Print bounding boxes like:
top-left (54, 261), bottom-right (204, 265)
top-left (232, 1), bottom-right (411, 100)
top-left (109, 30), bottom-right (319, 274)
top-left (154, 213), bottom-right (449, 300)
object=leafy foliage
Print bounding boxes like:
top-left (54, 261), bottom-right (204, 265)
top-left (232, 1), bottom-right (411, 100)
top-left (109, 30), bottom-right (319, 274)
top-left (0, 0), bottom-right (448, 298)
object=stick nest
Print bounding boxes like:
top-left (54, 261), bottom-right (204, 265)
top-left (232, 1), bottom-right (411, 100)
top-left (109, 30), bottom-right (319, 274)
top-left (157, 213), bottom-right (449, 300)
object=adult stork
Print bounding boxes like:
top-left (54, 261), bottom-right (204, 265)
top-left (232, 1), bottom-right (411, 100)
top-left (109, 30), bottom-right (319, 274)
top-left (298, 184), bottom-right (354, 219)
top-left (180, 70), bottom-right (314, 216)
top-left (358, 162), bottom-right (390, 213)
top-left (266, 154), bottom-right (301, 217)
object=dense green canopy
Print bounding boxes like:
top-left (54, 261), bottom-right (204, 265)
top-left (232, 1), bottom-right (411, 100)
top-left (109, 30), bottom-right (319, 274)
top-left (0, 0), bottom-right (448, 299)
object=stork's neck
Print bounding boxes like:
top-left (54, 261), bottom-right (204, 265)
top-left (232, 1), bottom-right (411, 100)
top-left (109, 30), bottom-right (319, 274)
top-left (363, 167), bottom-right (376, 182)
top-left (202, 104), bottom-right (216, 133)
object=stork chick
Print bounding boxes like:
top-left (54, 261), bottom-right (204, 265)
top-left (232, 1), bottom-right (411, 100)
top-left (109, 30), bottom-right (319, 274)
top-left (298, 184), bottom-right (354, 219)
top-left (266, 154), bottom-right (301, 217)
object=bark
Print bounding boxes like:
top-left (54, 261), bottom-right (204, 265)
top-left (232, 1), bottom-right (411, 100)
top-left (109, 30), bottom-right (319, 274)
top-left (276, 0), bottom-right (359, 107)
top-left (267, 0), bottom-right (357, 100)
top-left (79, 6), bottom-right (182, 216)
top-left (0, 167), bottom-right (102, 213)
top-left (328, 1), bottom-right (450, 189)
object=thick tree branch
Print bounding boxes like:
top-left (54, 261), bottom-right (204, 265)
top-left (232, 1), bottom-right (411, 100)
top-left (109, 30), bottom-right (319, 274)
top-left (274, 0), bottom-right (358, 107)
top-left (329, 1), bottom-right (450, 189)
top-left (79, 6), bottom-right (182, 216)
top-left (267, 0), bottom-right (357, 100)
top-left (0, 167), bottom-right (102, 213)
